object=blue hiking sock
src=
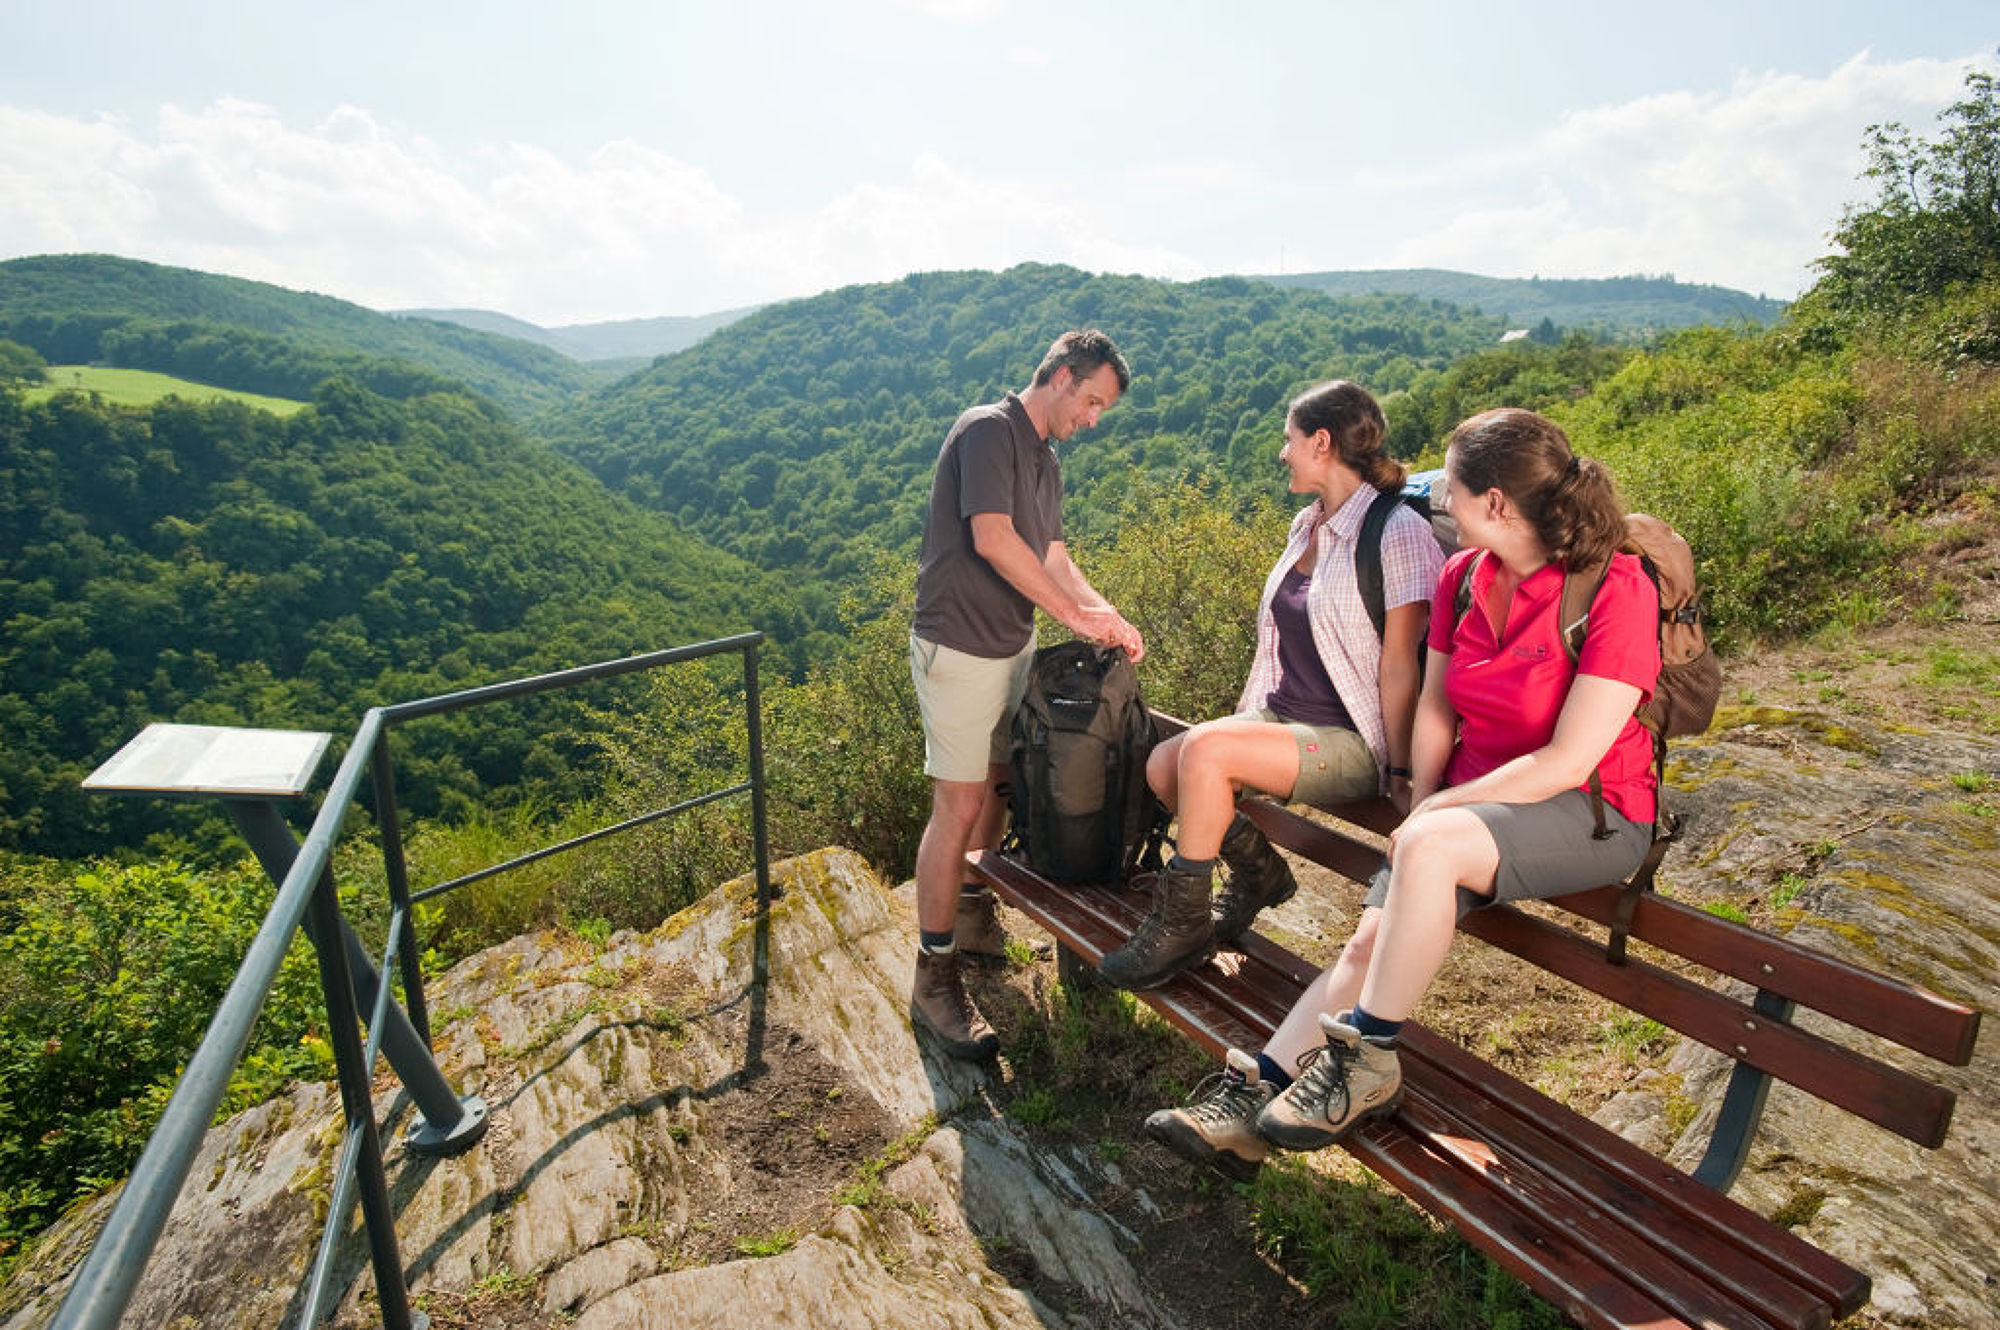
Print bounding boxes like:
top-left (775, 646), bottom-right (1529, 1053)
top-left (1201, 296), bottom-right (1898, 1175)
top-left (1169, 853), bottom-right (1215, 877)
top-left (1255, 1051), bottom-right (1293, 1090)
top-left (920, 929), bottom-right (956, 955)
top-left (1349, 1003), bottom-right (1404, 1045)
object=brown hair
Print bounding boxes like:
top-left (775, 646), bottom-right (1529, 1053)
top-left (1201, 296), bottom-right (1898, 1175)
top-left (1286, 380), bottom-right (1405, 491)
top-left (1030, 328), bottom-right (1132, 392)
top-left (1446, 408), bottom-right (1626, 568)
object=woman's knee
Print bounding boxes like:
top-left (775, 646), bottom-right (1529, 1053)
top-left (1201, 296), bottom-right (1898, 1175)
top-left (1146, 734), bottom-right (1183, 802)
top-left (1393, 807), bottom-right (1499, 891)
top-left (1178, 721), bottom-right (1244, 782)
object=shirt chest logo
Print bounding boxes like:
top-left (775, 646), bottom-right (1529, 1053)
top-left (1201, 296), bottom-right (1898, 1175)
top-left (1511, 643), bottom-right (1551, 661)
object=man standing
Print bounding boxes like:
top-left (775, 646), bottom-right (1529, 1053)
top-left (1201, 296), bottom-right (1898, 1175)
top-left (908, 329), bottom-right (1146, 1058)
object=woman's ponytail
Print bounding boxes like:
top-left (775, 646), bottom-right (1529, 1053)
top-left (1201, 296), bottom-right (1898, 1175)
top-left (1446, 408), bottom-right (1626, 567)
top-left (1288, 380), bottom-right (1407, 491)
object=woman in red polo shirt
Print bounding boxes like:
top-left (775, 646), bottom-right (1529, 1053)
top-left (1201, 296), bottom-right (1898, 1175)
top-left (1146, 406), bottom-right (1661, 1180)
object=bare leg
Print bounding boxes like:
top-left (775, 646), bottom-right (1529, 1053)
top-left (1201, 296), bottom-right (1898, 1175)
top-left (1146, 732), bottom-right (1186, 812)
top-left (1355, 806), bottom-right (1499, 1022)
top-left (1168, 719), bottom-right (1301, 859)
top-left (1263, 908), bottom-right (1380, 1073)
top-left (914, 768), bottom-right (1005, 935)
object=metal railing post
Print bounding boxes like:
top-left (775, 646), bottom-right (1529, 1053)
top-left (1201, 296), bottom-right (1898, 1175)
top-left (743, 641), bottom-right (774, 913)
top-left (371, 731), bottom-right (431, 1045)
top-left (224, 800), bottom-right (487, 1158)
top-left (301, 867), bottom-right (423, 1330)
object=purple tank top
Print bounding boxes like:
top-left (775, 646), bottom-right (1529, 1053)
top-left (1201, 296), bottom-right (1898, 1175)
top-left (1265, 567), bottom-right (1354, 729)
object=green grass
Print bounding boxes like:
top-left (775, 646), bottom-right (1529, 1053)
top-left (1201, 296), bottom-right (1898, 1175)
top-left (23, 365), bottom-right (308, 416)
top-left (1249, 1158), bottom-right (1568, 1328)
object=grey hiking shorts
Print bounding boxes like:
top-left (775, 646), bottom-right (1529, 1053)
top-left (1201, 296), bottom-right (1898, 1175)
top-left (1362, 788), bottom-right (1653, 916)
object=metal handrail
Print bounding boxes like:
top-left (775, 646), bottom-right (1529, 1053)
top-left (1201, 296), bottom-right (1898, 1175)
top-left (54, 633), bottom-right (770, 1330)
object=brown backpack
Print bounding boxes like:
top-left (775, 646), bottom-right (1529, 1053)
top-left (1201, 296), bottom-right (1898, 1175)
top-left (1451, 512), bottom-right (1719, 744)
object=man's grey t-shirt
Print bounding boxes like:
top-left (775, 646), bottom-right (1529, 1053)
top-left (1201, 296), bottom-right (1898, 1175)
top-left (912, 393), bottom-right (1061, 658)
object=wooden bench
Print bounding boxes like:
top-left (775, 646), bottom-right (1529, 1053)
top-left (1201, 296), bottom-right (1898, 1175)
top-left (967, 712), bottom-right (1979, 1330)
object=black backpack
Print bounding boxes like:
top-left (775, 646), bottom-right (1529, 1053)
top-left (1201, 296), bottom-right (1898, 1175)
top-left (1355, 469), bottom-right (1459, 640)
top-left (1002, 642), bottom-right (1169, 886)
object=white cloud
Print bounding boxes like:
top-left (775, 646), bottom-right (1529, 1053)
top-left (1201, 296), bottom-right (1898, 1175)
top-left (1368, 52), bottom-right (1998, 298)
top-left (2, 51), bottom-right (1993, 322)
top-left (0, 98), bottom-right (1206, 321)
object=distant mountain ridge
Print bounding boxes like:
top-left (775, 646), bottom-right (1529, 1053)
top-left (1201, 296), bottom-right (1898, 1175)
top-left (394, 305), bottom-right (763, 365)
top-left (405, 270), bottom-right (1779, 363)
top-left (1254, 268), bottom-right (1787, 334)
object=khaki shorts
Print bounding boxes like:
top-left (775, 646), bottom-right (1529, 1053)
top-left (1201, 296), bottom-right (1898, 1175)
top-left (909, 634), bottom-right (1034, 783)
top-left (1252, 708), bottom-right (1379, 808)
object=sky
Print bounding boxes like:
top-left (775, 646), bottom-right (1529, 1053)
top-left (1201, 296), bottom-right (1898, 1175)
top-left (1, 1), bottom-right (1995, 327)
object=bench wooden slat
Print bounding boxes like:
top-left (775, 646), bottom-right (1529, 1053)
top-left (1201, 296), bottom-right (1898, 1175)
top-left (1397, 1030), bottom-right (1858, 1325)
top-left (1389, 1092), bottom-right (1818, 1330)
top-left (1224, 934), bottom-right (1869, 1315)
top-left (1353, 1119), bottom-right (1702, 1330)
top-left (968, 852), bottom-right (1865, 1330)
top-left (1559, 890), bottom-right (1980, 1066)
top-left (1458, 903), bottom-right (1957, 1147)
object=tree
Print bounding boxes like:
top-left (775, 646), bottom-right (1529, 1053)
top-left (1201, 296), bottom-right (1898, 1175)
top-left (0, 339), bottom-right (45, 384)
top-left (1811, 69), bottom-right (2000, 326)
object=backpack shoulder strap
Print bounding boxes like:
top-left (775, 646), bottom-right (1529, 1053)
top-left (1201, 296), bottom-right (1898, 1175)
top-left (1451, 548), bottom-right (1485, 631)
top-left (1356, 487), bottom-right (1403, 642)
top-left (1558, 557), bottom-right (1613, 663)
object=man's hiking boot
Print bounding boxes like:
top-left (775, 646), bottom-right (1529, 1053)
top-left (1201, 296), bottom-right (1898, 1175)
top-left (1144, 1048), bottom-right (1274, 1181)
top-left (955, 884), bottom-right (1009, 962)
top-left (1256, 1011), bottom-right (1403, 1150)
top-left (1097, 861), bottom-right (1216, 990)
top-left (911, 950), bottom-right (999, 1061)
top-left (1211, 813), bottom-right (1298, 942)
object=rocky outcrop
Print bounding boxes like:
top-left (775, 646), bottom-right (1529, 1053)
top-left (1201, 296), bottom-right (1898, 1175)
top-left (3, 703), bottom-right (1993, 1329)
top-left (0, 848), bottom-right (1188, 1330)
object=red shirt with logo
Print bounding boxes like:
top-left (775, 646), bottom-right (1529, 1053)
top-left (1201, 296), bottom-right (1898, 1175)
top-left (1428, 548), bottom-right (1661, 824)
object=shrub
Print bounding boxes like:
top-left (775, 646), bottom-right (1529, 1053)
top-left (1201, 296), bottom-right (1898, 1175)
top-left (0, 858), bottom-right (324, 1258)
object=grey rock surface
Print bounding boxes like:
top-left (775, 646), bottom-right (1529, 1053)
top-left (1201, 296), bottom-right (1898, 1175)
top-left (1, 849), bottom-right (1177, 1330)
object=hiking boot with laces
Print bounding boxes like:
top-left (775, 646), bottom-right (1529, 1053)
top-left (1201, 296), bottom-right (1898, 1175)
top-left (1144, 1048), bottom-right (1274, 1181)
top-left (955, 884), bottom-right (1008, 962)
top-left (1256, 1011), bottom-right (1403, 1149)
top-left (1097, 861), bottom-right (1216, 990)
top-left (910, 949), bottom-right (1000, 1061)
top-left (1211, 813), bottom-right (1298, 943)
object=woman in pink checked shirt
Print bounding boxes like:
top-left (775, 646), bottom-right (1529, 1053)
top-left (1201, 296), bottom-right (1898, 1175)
top-left (1097, 380), bottom-right (1443, 992)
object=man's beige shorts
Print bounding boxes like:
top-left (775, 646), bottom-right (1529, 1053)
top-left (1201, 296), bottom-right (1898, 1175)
top-left (910, 634), bottom-right (1035, 783)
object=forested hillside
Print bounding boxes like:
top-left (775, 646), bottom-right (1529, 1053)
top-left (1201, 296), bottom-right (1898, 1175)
top-left (1258, 269), bottom-right (1787, 336)
top-left (543, 265), bottom-right (1525, 586)
top-left (0, 255), bottom-right (598, 416)
top-left (0, 376), bottom-right (798, 859)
